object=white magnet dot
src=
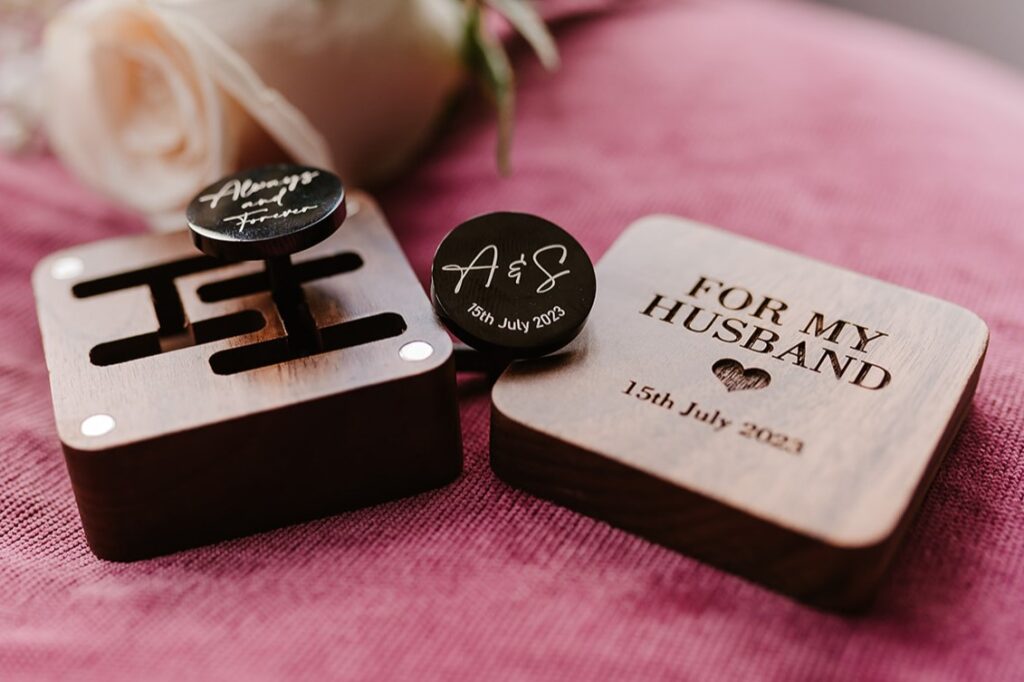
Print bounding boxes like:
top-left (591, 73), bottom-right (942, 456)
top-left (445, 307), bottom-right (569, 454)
top-left (51, 257), bottom-right (84, 280)
top-left (399, 340), bottom-right (434, 362)
top-left (347, 198), bottom-right (361, 216)
top-left (81, 414), bottom-right (115, 437)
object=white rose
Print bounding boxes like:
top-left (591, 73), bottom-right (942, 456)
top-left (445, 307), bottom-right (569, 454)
top-left (43, 0), bottom-right (466, 229)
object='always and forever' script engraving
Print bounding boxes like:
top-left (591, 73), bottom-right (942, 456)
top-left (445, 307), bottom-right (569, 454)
top-left (197, 170), bottom-right (322, 232)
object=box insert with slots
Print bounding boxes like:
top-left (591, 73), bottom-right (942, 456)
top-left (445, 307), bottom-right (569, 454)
top-left (33, 189), bottom-right (462, 561)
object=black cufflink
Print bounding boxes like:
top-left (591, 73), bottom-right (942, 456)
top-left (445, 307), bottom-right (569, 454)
top-left (186, 163), bottom-right (346, 354)
top-left (430, 212), bottom-right (596, 370)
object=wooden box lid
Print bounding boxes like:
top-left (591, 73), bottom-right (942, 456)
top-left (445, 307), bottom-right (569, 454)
top-left (492, 216), bottom-right (988, 607)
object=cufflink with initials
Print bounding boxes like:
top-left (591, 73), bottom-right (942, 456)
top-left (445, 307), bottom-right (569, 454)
top-left (430, 211), bottom-right (597, 368)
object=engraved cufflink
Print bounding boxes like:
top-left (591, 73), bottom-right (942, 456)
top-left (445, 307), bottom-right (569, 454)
top-left (186, 163), bottom-right (346, 354)
top-left (430, 212), bottom-right (597, 369)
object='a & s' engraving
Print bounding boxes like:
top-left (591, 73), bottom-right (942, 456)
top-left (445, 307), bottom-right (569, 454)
top-left (441, 244), bottom-right (571, 295)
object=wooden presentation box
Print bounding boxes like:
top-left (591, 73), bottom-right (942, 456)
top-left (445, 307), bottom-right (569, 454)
top-left (33, 193), bottom-right (462, 561)
top-left (491, 216), bottom-right (988, 611)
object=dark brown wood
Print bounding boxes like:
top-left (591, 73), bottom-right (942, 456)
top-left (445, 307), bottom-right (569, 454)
top-left (491, 215), bottom-right (988, 611)
top-left (33, 192), bottom-right (462, 561)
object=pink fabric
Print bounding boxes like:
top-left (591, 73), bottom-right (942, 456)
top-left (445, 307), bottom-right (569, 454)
top-left (4, 0), bottom-right (1024, 678)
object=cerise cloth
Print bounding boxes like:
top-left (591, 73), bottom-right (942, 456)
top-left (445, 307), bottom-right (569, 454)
top-left (3, 0), bottom-right (1024, 679)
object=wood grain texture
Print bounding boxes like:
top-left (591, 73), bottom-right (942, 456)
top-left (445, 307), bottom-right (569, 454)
top-left (33, 193), bottom-right (462, 561)
top-left (491, 215), bottom-right (988, 610)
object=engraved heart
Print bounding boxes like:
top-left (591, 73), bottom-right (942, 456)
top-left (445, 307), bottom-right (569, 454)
top-left (712, 359), bottom-right (771, 392)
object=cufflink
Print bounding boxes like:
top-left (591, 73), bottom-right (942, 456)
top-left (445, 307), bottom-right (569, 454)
top-left (430, 212), bottom-right (596, 369)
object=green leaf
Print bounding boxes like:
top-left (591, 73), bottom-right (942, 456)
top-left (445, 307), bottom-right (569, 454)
top-left (485, 0), bottom-right (560, 70)
top-left (463, 1), bottom-right (516, 174)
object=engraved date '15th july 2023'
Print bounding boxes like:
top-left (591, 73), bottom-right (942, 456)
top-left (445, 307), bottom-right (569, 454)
top-left (622, 379), bottom-right (804, 455)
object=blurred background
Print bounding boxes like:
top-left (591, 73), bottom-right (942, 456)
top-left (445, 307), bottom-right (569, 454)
top-left (2, 0), bottom-right (1022, 158)
top-left (819, 0), bottom-right (1024, 71)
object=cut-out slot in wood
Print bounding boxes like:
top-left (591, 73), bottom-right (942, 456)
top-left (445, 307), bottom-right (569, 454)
top-left (74, 255), bottom-right (226, 340)
top-left (90, 310), bottom-right (266, 367)
top-left (149, 278), bottom-right (189, 336)
top-left (73, 256), bottom-right (222, 298)
top-left (196, 252), bottom-right (363, 303)
top-left (209, 312), bottom-right (406, 375)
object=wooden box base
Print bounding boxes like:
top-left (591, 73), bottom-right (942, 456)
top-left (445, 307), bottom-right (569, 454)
top-left (491, 375), bottom-right (978, 611)
top-left (33, 193), bottom-right (462, 560)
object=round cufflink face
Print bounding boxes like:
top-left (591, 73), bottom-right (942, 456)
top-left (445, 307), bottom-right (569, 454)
top-left (186, 164), bottom-right (345, 261)
top-left (431, 212), bottom-right (597, 359)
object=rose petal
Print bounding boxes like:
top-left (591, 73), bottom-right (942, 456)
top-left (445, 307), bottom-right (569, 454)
top-left (151, 4), bottom-right (333, 173)
top-left (44, 0), bottom-right (227, 217)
